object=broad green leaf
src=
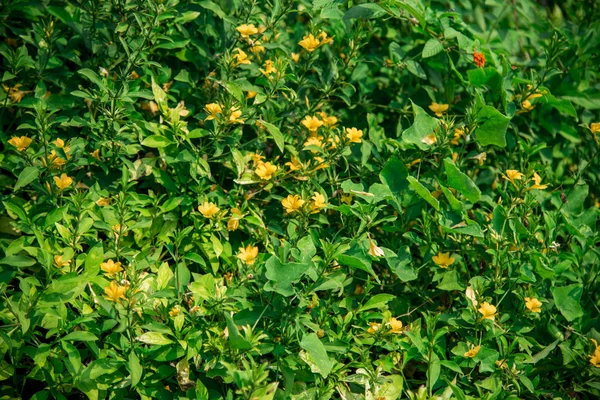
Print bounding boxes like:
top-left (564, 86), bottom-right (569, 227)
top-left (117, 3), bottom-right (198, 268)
top-left (443, 158), bottom-right (481, 203)
top-left (300, 333), bottom-right (333, 378)
top-left (0, 255), bottom-right (36, 267)
top-left (62, 331), bottom-right (99, 342)
top-left (142, 135), bottom-right (172, 148)
top-left (128, 352), bottom-right (143, 387)
top-left (359, 294), bottom-right (395, 312)
top-left (260, 120), bottom-right (285, 153)
top-left (78, 68), bottom-right (105, 89)
top-left (343, 4), bottom-right (385, 20)
top-left (264, 256), bottom-right (309, 296)
top-left (401, 101), bottom-right (440, 150)
top-left (524, 339), bottom-right (560, 364)
top-left (437, 270), bottom-right (465, 291)
top-left (551, 284), bottom-right (583, 322)
top-left (137, 332), bottom-right (174, 345)
top-left (385, 246), bottom-right (417, 282)
top-left (14, 166), bottom-right (39, 191)
top-left (407, 176), bottom-right (440, 210)
top-left (84, 243), bottom-right (103, 277)
top-left (474, 105), bottom-right (510, 147)
top-left (422, 39), bottom-right (444, 58)
top-left (225, 314), bottom-right (252, 350)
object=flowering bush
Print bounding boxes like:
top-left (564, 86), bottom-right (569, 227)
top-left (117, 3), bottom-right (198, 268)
top-left (1, 0), bottom-right (600, 399)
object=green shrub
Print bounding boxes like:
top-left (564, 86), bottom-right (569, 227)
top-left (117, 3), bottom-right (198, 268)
top-left (1, 0), bottom-right (599, 399)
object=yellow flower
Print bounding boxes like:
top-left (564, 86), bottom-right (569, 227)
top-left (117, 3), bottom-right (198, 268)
top-left (169, 306), bottom-right (180, 317)
top-left (528, 173), bottom-right (548, 190)
top-left (340, 193), bottom-right (353, 205)
top-left (3, 84), bottom-right (28, 103)
top-left (236, 23), bottom-right (258, 38)
top-left (198, 201), bottom-right (220, 218)
top-left (310, 192), bottom-right (328, 213)
top-left (255, 162), bottom-right (278, 180)
top-left (53, 138), bottom-right (66, 148)
top-left (237, 244), bottom-right (259, 265)
top-left (451, 128), bottom-right (464, 145)
top-left (589, 122), bottom-right (600, 145)
top-left (304, 136), bottom-right (323, 152)
top-left (233, 48), bottom-right (252, 66)
top-left (101, 259), bottom-right (123, 276)
top-left (204, 103), bottom-right (223, 121)
top-left (432, 252), bottom-right (454, 268)
top-left (421, 133), bottom-right (437, 145)
top-left (104, 281), bottom-right (126, 302)
top-left (260, 59), bottom-right (277, 77)
top-left (319, 31), bottom-right (334, 45)
top-left (53, 174), bottom-right (73, 191)
top-left (45, 150), bottom-right (66, 168)
top-left (53, 255), bottom-right (70, 268)
top-left (250, 41), bottom-right (265, 54)
top-left (387, 318), bottom-right (403, 334)
top-left (228, 107), bottom-right (244, 124)
top-left (478, 302), bottom-right (497, 321)
top-left (246, 91), bottom-right (258, 99)
top-left (282, 194), bottom-right (304, 214)
top-left (90, 149), bottom-right (101, 159)
top-left (470, 152), bottom-right (487, 166)
top-left (8, 136), bottom-right (32, 151)
top-left (345, 127), bottom-right (363, 143)
top-left (429, 102), bottom-right (449, 117)
top-left (319, 111), bottom-right (338, 127)
top-left (228, 217), bottom-right (240, 231)
top-left (291, 52), bottom-right (300, 62)
top-left (503, 169), bottom-right (524, 185)
top-left (368, 238), bottom-right (384, 257)
top-left (524, 297), bottom-right (542, 313)
top-left (285, 156), bottom-right (303, 171)
top-left (299, 34), bottom-right (320, 52)
top-left (252, 152), bottom-right (265, 167)
top-left (301, 115), bottom-right (323, 132)
top-left (367, 322), bottom-right (381, 334)
top-left (464, 345), bottom-right (480, 358)
top-left (96, 197), bottom-right (110, 206)
top-left (590, 339), bottom-right (600, 367)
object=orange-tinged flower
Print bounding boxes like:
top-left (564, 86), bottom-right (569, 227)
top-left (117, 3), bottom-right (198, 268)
top-left (104, 281), bottom-right (126, 302)
top-left (8, 136), bottom-right (32, 151)
top-left (473, 51), bottom-right (486, 68)
top-left (421, 133), bottom-right (437, 145)
top-left (528, 173), bottom-right (548, 190)
top-left (198, 201), bottom-right (219, 218)
top-left (299, 34), bottom-right (320, 52)
top-left (432, 252), bottom-right (454, 268)
top-left (464, 345), bottom-right (481, 358)
top-left (233, 48), bottom-right (251, 66)
top-left (101, 259), bottom-right (123, 276)
top-left (345, 127), bottom-right (363, 143)
top-left (524, 297), bottom-right (542, 313)
top-left (228, 107), bottom-right (244, 124)
top-left (3, 84), bottom-right (29, 103)
top-left (54, 138), bottom-right (66, 148)
top-left (367, 322), bottom-right (381, 334)
top-left (319, 31), bottom-right (334, 45)
top-left (237, 244), bottom-right (259, 265)
top-left (503, 169), bottom-right (524, 185)
top-left (54, 174), bottom-right (73, 191)
top-left (302, 115), bottom-right (323, 132)
top-left (590, 339), bottom-right (600, 367)
top-left (319, 111), bottom-right (338, 127)
top-left (246, 91), bottom-right (258, 99)
top-left (53, 255), bottom-right (70, 268)
top-left (429, 102), bottom-right (449, 117)
top-left (236, 24), bottom-right (258, 38)
top-left (451, 127), bottom-right (464, 145)
top-left (96, 197), bottom-right (110, 206)
top-left (291, 53), bottom-right (300, 62)
top-left (478, 302), bottom-right (497, 321)
top-left (387, 318), bottom-right (403, 334)
top-left (368, 238), bottom-right (384, 257)
top-left (90, 149), bottom-right (100, 159)
top-left (169, 306), bottom-right (180, 317)
top-left (589, 122), bottom-right (600, 145)
top-left (204, 103), bottom-right (223, 121)
top-left (310, 192), bottom-right (328, 213)
top-left (282, 194), bottom-right (304, 214)
top-left (260, 59), bottom-right (277, 77)
top-left (285, 156), bottom-right (303, 171)
top-left (255, 162), bottom-right (278, 180)
top-left (250, 41), bottom-right (265, 54)
top-left (227, 217), bottom-right (240, 231)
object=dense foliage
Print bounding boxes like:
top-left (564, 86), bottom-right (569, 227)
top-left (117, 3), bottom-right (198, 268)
top-left (1, 0), bottom-right (600, 399)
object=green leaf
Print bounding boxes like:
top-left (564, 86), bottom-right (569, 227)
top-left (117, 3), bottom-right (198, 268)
top-left (84, 243), bottom-right (103, 277)
top-left (474, 346), bottom-right (499, 373)
top-left (380, 157), bottom-right (409, 198)
top-left (406, 60), bottom-right (427, 79)
top-left (385, 246), bottom-right (417, 282)
top-left (225, 81), bottom-right (244, 103)
top-left (474, 105), bottom-right (510, 147)
top-left (359, 294), bottom-right (395, 312)
top-left (142, 135), bottom-right (172, 148)
top-left (422, 39), bottom-right (444, 58)
top-left (137, 332), bottom-right (174, 345)
top-left (337, 244), bottom-right (379, 282)
top-left (300, 333), bottom-right (333, 378)
top-left (225, 314), bottom-right (253, 350)
top-left (437, 270), bottom-right (465, 291)
top-left (551, 284), bottom-right (583, 322)
top-left (407, 176), bottom-right (440, 210)
top-left (401, 101), bottom-right (440, 150)
top-left (524, 339), bottom-right (560, 364)
top-left (264, 256), bottom-right (309, 296)
top-left (128, 352), bottom-right (142, 387)
top-left (61, 331), bottom-right (99, 342)
top-left (14, 166), bottom-right (39, 191)
top-left (443, 158), bottom-right (481, 203)
top-left (0, 255), bottom-right (36, 267)
top-left (343, 4), bottom-right (385, 20)
top-left (78, 68), bottom-right (105, 89)
top-left (260, 120), bottom-right (285, 153)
